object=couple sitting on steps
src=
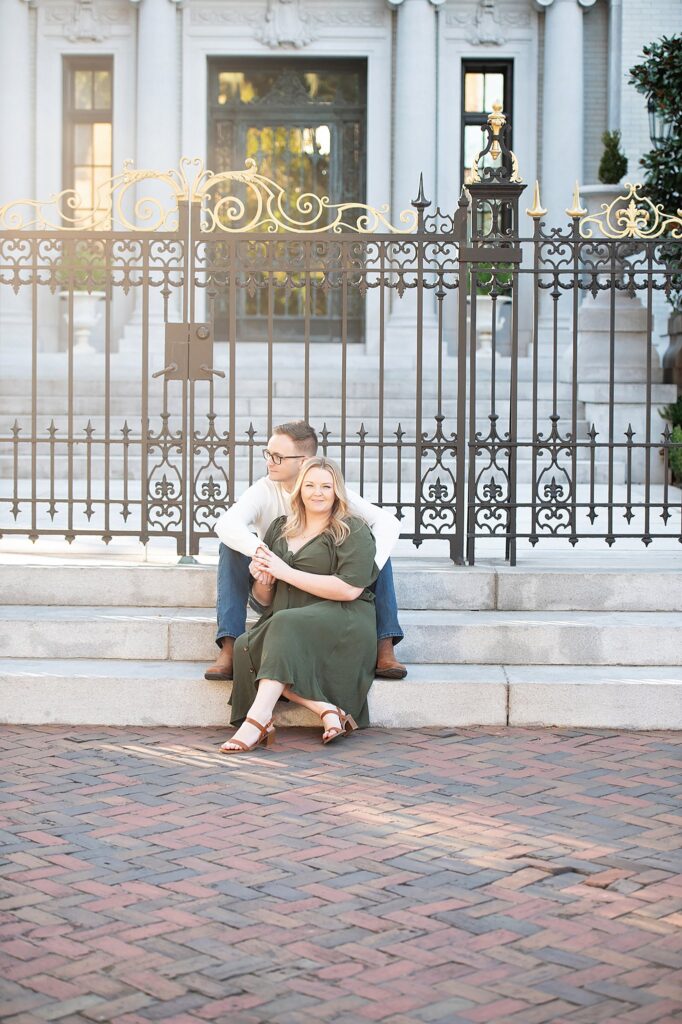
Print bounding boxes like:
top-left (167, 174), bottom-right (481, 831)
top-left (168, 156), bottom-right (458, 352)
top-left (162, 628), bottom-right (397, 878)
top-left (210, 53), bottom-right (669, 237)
top-left (205, 420), bottom-right (406, 753)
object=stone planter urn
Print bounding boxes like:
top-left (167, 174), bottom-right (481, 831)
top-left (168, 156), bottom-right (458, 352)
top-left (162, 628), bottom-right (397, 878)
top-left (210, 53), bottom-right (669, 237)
top-left (570, 183), bottom-right (661, 384)
top-left (466, 294), bottom-right (512, 355)
top-left (60, 291), bottom-right (105, 354)
top-left (663, 311), bottom-right (682, 388)
top-left (562, 183), bottom-right (678, 484)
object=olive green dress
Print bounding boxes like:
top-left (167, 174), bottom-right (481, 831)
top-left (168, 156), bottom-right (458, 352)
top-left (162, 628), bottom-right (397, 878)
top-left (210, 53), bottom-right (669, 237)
top-left (229, 515), bottom-right (378, 729)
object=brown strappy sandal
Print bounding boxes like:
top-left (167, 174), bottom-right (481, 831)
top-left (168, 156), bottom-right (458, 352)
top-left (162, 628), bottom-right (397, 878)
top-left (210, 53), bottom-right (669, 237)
top-left (219, 717), bottom-right (276, 754)
top-left (319, 706), bottom-right (358, 745)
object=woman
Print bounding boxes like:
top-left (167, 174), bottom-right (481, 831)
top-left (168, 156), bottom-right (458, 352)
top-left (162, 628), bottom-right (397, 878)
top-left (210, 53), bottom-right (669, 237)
top-left (219, 457), bottom-right (378, 753)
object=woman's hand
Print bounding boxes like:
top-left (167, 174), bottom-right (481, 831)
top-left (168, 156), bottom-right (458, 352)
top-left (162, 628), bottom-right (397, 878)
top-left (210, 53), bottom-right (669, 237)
top-left (249, 546), bottom-right (276, 588)
top-left (248, 558), bottom-right (276, 588)
top-left (252, 546), bottom-right (292, 583)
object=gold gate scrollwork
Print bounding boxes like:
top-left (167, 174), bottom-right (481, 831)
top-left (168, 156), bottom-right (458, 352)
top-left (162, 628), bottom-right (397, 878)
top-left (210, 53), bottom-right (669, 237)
top-left (0, 157), bottom-right (418, 235)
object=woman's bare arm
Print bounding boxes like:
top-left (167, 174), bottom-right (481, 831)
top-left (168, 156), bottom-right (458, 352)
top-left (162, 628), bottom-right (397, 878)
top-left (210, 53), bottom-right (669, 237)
top-left (252, 549), bottom-right (362, 602)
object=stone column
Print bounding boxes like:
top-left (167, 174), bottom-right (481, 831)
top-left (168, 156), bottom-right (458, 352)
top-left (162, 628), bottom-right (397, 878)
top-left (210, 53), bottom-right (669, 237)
top-left (121, 0), bottom-right (180, 358)
top-left (130, 0), bottom-right (181, 174)
top-left (387, 0), bottom-right (442, 355)
top-left (0, 0), bottom-right (34, 357)
top-left (124, 0), bottom-right (182, 353)
top-left (534, 0), bottom-right (594, 359)
top-left (538, 0), bottom-right (595, 225)
top-left (607, 0), bottom-right (622, 129)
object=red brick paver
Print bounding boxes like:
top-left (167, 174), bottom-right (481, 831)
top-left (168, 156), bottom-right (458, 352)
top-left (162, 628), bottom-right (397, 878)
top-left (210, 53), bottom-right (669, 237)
top-left (1, 725), bottom-right (681, 1024)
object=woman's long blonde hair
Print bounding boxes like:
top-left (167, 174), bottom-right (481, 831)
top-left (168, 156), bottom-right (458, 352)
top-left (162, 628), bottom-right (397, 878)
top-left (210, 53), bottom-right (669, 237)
top-left (281, 457), bottom-right (352, 546)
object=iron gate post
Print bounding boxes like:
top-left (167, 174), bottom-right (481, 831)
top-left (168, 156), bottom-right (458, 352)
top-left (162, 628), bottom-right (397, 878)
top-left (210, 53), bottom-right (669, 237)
top-left (453, 189), bottom-right (470, 565)
top-left (466, 106), bottom-right (526, 564)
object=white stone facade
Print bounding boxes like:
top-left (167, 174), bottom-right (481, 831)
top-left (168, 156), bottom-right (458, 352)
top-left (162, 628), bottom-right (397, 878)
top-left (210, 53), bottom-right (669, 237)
top-left (0, 0), bottom-right (679, 361)
top-left (1, 0), bottom-right (677, 234)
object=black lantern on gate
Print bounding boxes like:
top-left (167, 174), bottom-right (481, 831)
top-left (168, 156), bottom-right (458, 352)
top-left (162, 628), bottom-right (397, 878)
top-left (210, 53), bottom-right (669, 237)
top-left (647, 96), bottom-right (674, 150)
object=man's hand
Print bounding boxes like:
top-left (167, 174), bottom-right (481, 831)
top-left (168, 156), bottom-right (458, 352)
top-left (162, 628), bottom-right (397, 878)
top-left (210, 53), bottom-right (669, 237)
top-left (252, 546), bottom-right (292, 583)
top-left (249, 546), bottom-right (276, 587)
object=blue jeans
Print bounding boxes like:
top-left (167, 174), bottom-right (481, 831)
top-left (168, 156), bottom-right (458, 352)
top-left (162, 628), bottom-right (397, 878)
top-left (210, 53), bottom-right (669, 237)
top-left (215, 542), bottom-right (404, 647)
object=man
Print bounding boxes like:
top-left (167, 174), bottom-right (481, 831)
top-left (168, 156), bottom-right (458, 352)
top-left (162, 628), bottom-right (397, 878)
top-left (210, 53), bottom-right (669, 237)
top-left (205, 420), bottom-right (407, 682)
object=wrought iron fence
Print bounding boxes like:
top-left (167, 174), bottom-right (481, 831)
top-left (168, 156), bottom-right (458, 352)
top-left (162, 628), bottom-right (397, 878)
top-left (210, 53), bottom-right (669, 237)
top-left (0, 118), bottom-right (681, 563)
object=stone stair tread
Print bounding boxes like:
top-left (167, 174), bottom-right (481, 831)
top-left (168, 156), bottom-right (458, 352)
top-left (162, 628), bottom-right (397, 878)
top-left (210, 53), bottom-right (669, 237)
top-left (2, 658), bottom-right (680, 685)
top-left (1, 605), bottom-right (680, 624)
top-left (0, 657), bottom-right (506, 683)
top-left (1, 658), bottom-right (678, 730)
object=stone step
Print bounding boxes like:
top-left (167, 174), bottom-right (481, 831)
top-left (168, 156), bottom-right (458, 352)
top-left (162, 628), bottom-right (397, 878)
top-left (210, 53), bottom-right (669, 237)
top-left (0, 401), bottom-right (585, 426)
top-left (0, 658), bottom-right (678, 730)
top-left (2, 413), bottom-right (591, 437)
top-left (3, 561), bottom-right (680, 611)
top-left (0, 451), bottom-right (626, 483)
top-left (1, 606), bottom-right (679, 665)
top-left (0, 378), bottom-right (578, 402)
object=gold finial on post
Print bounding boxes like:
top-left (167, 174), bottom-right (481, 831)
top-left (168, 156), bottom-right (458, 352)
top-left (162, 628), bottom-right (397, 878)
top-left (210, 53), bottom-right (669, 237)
top-left (566, 180), bottom-right (587, 219)
top-left (526, 180), bottom-right (547, 219)
top-left (488, 102), bottom-right (506, 160)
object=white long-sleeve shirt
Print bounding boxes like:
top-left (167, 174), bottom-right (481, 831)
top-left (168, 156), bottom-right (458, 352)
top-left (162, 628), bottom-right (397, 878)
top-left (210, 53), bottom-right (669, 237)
top-left (214, 476), bottom-right (400, 569)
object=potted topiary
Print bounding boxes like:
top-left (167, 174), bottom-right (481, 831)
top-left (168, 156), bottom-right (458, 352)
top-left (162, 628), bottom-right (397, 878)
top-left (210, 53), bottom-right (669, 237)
top-left (467, 262), bottom-right (513, 356)
top-left (598, 130), bottom-right (628, 186)
top-left (580, 129), bottom-right (629, 220)
top-left (56, 246), bottom-right (107, 354)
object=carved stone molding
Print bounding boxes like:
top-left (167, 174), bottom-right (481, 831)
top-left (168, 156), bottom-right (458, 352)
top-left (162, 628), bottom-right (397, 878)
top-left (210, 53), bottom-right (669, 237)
top-left (45, 1), bottom-right (130, 41)
top-left (446, 0), bottom-right (531, 37)
top-left (190, 6), bottom-right (261, 26)
top-left (309, 9), bottom-right (385, 26)
top-left (258, 0), bottom-right (313, 48)
top-left (190, 3), bottom-right (385, 30)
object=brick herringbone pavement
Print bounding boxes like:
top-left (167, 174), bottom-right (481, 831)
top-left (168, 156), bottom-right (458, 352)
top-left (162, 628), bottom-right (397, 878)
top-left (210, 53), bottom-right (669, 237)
top-left (1, 725), bottom-right (681, 1024)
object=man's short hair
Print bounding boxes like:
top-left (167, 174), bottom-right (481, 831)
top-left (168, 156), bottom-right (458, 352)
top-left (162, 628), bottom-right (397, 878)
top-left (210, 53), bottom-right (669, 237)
top-left (273, 420), bottom-right (318, 456)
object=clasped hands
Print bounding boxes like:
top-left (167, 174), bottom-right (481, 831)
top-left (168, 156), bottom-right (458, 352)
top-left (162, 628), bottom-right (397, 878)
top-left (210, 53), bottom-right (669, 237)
top-left (249, 544), bottom-right (291, 589)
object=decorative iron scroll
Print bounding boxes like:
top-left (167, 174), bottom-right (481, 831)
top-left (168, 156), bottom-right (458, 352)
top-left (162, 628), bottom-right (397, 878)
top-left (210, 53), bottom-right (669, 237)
top-left (0, 157), bottom-right (417, 235)
top-left (579, 182), bottom-right (682, 239)
top-left (0, 158), bottom-right (200, 232)
top-left (197, 159), bottom-right (418, 234)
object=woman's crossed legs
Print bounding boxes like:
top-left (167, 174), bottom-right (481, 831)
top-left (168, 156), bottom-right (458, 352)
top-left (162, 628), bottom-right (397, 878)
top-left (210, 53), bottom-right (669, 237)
top-left (221, 678), bottom-right (346, 751)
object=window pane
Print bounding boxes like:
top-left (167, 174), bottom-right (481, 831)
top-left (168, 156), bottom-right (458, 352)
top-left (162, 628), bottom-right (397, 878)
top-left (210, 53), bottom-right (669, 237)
top-left (74, 124), bottom-right (92, 164)
top-left (217, 66), bottom-right (362, 106)
top-left (463, 124), bottom-right (485, 184)
top-left (74, 168), bottom-right (93, 212)
top-left (94, 70), bottom-right (112, 110)
top-left (304, 71), bottom-right (359, 103)
top-left (93, 167), bottom-right (111, 209)
top-left (74, 70), bottom-right (93, 110)
top-left (93, 122), bottom-right (112, 165)
top-left (464, 73), bottom-right (484, 113)
top-left (483, 73), bottom-right (505, 112)
top-left (218, 71), bottom-right (268, 104)
top-left (218, 72), bottom-right (243, 104)
top-left (315, 124), bottom-right (331, 156)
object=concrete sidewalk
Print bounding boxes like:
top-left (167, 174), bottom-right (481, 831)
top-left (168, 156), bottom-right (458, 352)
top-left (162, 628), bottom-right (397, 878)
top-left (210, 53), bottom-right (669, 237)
top-left (1, 725), bottom-right (681, 1024)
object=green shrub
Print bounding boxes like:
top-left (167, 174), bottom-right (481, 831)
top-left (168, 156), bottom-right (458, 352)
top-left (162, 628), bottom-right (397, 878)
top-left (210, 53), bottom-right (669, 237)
top-left (629, 35), bottom-right (682, 311)
top-left (56, 247), bottom-right (107, 292)
top-left (658, 396), bottom-right (682, 429)
top-left (598, 130), bottom-right (628, 184)
top-left (669, 424), bottom-right (682, 483)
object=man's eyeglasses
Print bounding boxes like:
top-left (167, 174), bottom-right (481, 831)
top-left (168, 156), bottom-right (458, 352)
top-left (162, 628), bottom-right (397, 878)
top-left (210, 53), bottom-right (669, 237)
top-left (262, 449), bottom-right (306, 466)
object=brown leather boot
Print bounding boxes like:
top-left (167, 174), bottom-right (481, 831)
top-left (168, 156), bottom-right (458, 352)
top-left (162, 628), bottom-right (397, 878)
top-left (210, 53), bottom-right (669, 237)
top-left (204, 637), bottom-right (235, 681)
top-left (375, 637), bottom-right (407, 679)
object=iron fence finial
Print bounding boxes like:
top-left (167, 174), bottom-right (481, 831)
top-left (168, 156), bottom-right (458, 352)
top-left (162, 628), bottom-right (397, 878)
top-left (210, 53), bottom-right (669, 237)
top-left (566, 180), bottom-right (587, 219)
top-left (412, 173), bottom-right (431, 211)
top-left (526, 180), bottom-right (547, 219)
